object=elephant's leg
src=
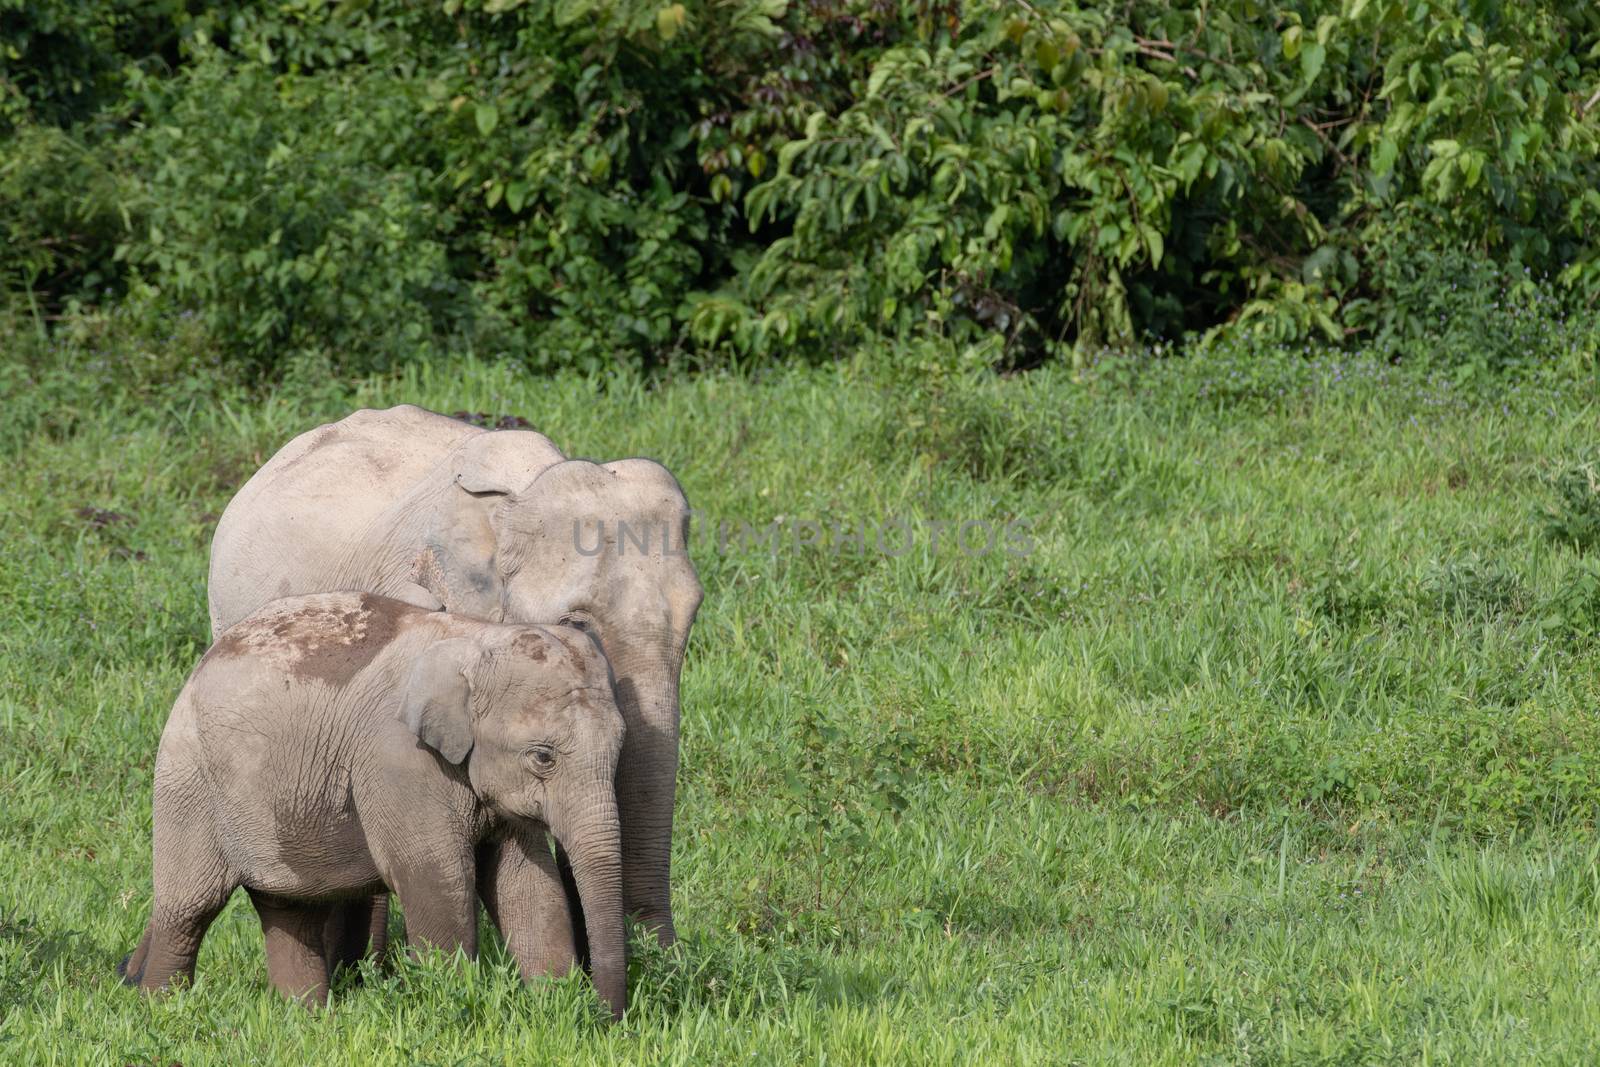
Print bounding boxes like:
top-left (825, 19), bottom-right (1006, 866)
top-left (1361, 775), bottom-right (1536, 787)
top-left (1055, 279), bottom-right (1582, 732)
top-left (135, 824), bottom-right (235, 992)
top-left (251, 892), bottom-right (333, 1007)
top-left (133, 870), bottom-right (233, 991)
top-left (320, 903), bottom-right (350, 971)
top-left (322, 895), bottom-right (389, 976)
top-left (391, 849), bottom-right (478, 962)
top-left (365, 894), bottom-right (392, 963)
top-left (137, 899), bottom-right (231, 992)
top-left (477, 831), bottom-right (579, 981)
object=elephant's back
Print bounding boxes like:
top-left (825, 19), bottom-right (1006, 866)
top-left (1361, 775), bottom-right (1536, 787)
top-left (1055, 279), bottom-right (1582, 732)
top-left (220, 405), bottom-right (473, 525)
top-left (207, 406), bottom-right (478, 632)
top-left (202, 592), bottom-right (428, 693)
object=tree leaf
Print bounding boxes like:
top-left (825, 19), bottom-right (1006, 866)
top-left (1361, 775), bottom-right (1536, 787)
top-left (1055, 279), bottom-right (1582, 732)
top-left (1282, 25), bottom-right (1302, 61)
top-left (1372, 137), bottom-right (1398, 176)
top-left (1300, 42), bottom-right (1325, 85)
top-left (656, 4), bottom-right (686, 40)
top-left (475, 102), bottom-right (499, 137)
top-left (1144, 227), bottom-right (1164, 268)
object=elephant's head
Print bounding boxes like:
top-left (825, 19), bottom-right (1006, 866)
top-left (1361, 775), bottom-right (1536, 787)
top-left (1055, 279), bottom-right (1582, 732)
top-left (399, 624), bottom-right (629, 1018)
top-left (420, 436), bottom-right (702, 944)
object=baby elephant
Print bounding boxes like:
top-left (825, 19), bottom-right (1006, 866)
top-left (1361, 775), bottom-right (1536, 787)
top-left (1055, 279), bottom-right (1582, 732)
top-left (119, 592), bottom-right (627, 1017)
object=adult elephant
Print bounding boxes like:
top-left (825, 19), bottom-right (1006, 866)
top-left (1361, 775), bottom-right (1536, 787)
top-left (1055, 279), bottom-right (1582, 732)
top-left (207, 404), bottom-right (701, 975)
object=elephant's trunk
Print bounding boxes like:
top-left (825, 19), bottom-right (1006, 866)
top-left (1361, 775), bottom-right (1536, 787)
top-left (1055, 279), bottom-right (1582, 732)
top-left (552, 787), bottom-right (627, 1020)
top-left (607, 648), bottom-right (681, 946)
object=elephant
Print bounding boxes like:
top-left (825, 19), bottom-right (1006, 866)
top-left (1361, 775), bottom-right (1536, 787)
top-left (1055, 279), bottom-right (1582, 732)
top-left (118, 592), bottom-right (629, 1018)
top-left (205, 404), bottom-right (702, 974)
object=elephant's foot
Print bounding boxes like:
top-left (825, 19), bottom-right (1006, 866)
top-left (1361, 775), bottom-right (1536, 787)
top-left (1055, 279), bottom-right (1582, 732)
top-left (118, 922), bottom-right (153, 986)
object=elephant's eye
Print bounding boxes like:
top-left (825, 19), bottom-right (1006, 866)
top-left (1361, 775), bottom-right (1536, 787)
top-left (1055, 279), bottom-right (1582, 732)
top-left (527, 744), bottom-right (558, 775)
top-left (558, 611), bottom-right (594, 633)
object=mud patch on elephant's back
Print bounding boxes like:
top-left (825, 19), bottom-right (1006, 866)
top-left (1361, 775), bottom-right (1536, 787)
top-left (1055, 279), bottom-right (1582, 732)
top-left (205, 594), bottom-right (407, 686)
top-left (281, 595), bottom-right (404, 683)
top-left (203, 625), bottom-right (256, 665)
top-left (509, 629), bottom-right (551, 663)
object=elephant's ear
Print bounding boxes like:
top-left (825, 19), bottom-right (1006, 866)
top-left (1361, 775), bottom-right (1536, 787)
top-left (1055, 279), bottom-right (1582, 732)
top-left (453, 430), bottom-right (565, 495)
top-left (417, 432), bottom-right (562, 619)
top-left (389, 581), bottom-right (444, 612)
top-left (399, 638), bottom-right (482, 764)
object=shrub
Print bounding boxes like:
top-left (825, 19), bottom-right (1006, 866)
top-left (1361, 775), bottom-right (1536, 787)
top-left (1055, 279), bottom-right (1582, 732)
top-left (0, 0), bottom-right (197, 131)
top-left (114, 57), bottom-right (462, 379)
top-left (1356, 235), bottom-right (1592, 379)
top-left (0, 121), bottom-right (131, 322)
top-left (3, 0), bottom-right (1598, 379)
top-left (726, 0), bottom-right (1600, 363)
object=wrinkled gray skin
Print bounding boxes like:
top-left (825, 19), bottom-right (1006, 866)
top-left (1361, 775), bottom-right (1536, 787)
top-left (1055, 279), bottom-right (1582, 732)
top-left (206, 405), bottom-right (702, 971)
top-left (119, 593), bottom-right (629, 1018)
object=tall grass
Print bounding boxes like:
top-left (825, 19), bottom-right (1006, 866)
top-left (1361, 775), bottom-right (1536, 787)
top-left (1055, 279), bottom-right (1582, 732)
top-left (3, 344), bottom-right (1600, 1063)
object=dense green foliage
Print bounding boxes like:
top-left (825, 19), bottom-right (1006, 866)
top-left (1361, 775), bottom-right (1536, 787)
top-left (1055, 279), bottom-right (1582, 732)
top-left (4, 0), bottom-right (1598, 377)
top-left (6, 345), bottom-right (1600, 1060)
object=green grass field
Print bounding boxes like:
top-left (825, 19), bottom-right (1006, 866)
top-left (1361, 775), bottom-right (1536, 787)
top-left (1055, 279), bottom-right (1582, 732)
top-left (4, 349), bottom-right (1600, 1064)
